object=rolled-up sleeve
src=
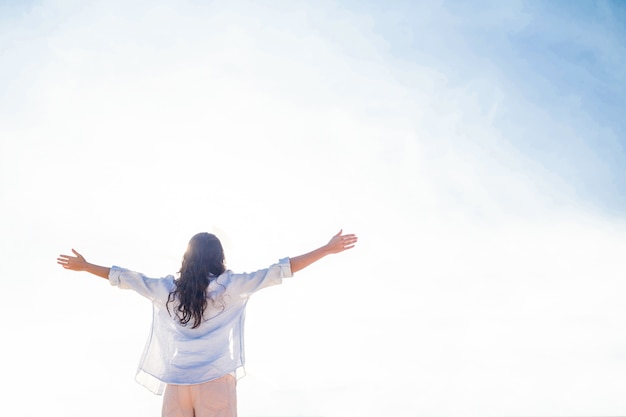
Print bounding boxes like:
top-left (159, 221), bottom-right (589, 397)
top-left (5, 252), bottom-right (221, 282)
top-left (230, 257), bottom-right (293, 297)
top-left (108, 266), bottom-right (173, 301)
top-left (108, 266), bottom-right (125, 287)
top-left (277, 257), bottom-right (293, 279)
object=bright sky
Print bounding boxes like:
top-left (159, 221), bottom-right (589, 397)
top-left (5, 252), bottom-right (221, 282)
top-left (2, 1), bottom-right (626, 416)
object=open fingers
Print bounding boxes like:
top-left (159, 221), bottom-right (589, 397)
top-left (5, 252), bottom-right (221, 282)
top-left (340, 234), bottom-right (358, 243)
top-left (57, 255), bottom-right (72, 268)
top-left (57, 251), bottom-right (85, 269)
top-left (333, 232), bottom-right (358, 252)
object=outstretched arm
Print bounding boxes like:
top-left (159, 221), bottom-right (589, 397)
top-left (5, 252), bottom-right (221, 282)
top-left (57, 249), bottom-right (110, 280)
top-left (289, 230), bottom-right (358, 274)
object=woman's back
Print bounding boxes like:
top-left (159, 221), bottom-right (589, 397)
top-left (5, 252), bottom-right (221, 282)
top-left (109, 258), bottom-right (293, 394)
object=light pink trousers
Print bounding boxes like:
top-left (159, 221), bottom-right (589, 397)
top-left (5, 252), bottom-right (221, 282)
top-left (161, 374), bottom-right (237, 417)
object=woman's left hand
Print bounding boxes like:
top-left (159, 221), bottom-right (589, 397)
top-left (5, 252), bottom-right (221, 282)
top-left (57, 249), bottom-right (89, 271)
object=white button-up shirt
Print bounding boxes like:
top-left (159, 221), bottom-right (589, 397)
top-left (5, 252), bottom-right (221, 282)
top-left (108, 258), bottom-right (293, 395)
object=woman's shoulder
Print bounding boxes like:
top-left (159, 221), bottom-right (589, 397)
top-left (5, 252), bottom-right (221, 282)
top-left (214, 269), bottom-right (235, 284)
top-left (213, 269), bottom-right (254, 291)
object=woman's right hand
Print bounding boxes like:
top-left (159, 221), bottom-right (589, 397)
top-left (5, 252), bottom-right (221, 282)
top-left (325, 229), bottom-right (358, 254)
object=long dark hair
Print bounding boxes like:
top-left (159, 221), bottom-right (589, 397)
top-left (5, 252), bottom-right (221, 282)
top-left (166, 232), bottom-right (226, 328)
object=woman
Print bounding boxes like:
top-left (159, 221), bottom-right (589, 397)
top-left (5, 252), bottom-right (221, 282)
top-left (57, 229), bottom-right (358, 417)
